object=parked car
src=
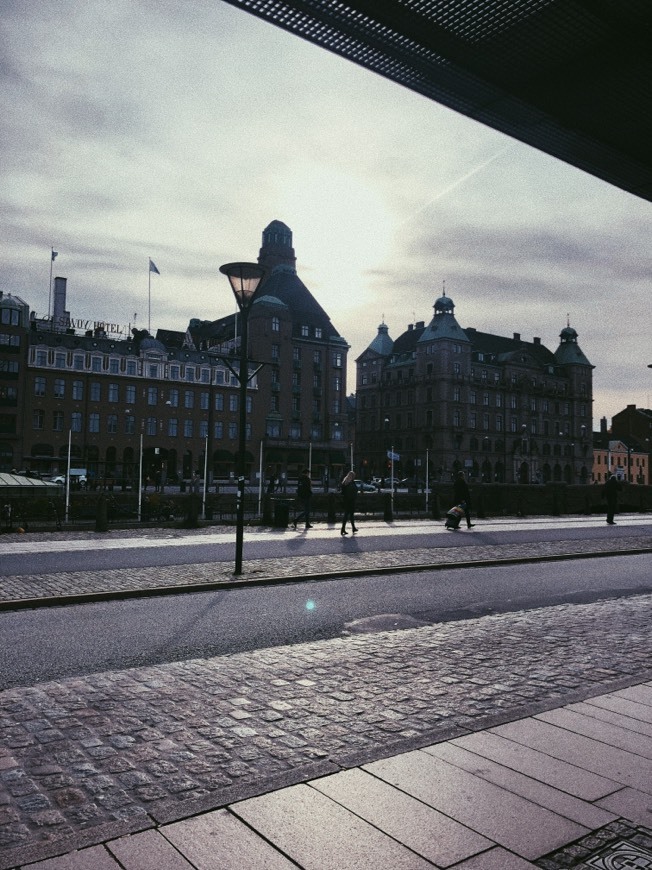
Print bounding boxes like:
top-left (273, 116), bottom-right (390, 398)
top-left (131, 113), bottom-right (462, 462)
top-left (49, 474), bottom-right (87, 487)
top-left (354, 479), bottom-right (378, 493)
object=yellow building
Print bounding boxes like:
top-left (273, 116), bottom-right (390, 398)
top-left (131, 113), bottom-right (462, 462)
top-left (592, 438), bottom-right (649, 485)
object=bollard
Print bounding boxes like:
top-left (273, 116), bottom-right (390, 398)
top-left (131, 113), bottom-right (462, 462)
top-left (183, 494), bottom-right (200, 528)
top-left (263, 494), bottom-right (273, 525)
top-left (95, 493), bottom-right (108, 533)
top-left (327, 493), bottom-right (336, 523)
top-left (383, 492), bottom-right (393, 522)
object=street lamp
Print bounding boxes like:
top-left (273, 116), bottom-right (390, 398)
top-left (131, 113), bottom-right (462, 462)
top-left (125, 410), bottom-right (143, 522)
top-left (219, 262), bottom-right (267, 575)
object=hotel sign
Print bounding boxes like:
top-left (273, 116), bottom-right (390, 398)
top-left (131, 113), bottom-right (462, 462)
top-left (34, 315), bottom-right (131, 339)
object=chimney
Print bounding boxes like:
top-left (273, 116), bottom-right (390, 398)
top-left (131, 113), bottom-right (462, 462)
top-left (513, 332), bottom-right (521, 341)
top-left (52, 277), bottom-right (70, 330)
top-left (533, 336), bottom-right (541, 345)
top-left (600, 416), bottom-right (608, 436)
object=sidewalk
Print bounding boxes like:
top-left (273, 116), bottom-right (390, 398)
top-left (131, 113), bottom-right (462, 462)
top-left (8, 680), bottom-right (652, 869)
top-left (1, 518), bottom-right (651, 868)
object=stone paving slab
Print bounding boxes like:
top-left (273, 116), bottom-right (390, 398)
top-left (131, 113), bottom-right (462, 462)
top-left (310, 766), bottom-right (493, 866)
top-left (364, 749), bottom-right (589, 861)
top-left (492, 718), bottom-right (652, 793)
top-left (1, 593), bottom-right (651, 868)
top-left (1, 533), bottom-right (650, 607)
top-left (424, 741), bottom-right (616, 830)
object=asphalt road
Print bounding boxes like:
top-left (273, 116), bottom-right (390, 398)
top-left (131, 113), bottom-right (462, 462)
top-left (1, 551), bottom-right (650, 690)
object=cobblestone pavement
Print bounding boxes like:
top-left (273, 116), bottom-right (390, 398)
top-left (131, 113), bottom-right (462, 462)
top-left (1, 528), bottom-right (651, 606)
top-left (1, 589), bottom-right (651, 868)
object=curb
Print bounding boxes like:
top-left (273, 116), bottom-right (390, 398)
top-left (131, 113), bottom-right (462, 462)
top-left (1, 545), bottom-right (650, 612)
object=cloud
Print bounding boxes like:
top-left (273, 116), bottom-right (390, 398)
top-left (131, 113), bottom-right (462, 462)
top-left (1, 0), bottom-right (651, 423)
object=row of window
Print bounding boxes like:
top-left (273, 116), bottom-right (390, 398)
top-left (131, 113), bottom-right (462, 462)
top-left (374, 363), bottom-right (587, 397)
top-left (31, 377), bottom-right (253, 411)
top-left (30, 345), bottom-right (345, 376)
top-left (29, 348), bottom-right (249, 385)
top-left (360, 388), bottom-right (588, 418)
top-left (33, 410), bottom-right (250, 440)
top-left (29, 409), bottom-right (346, 444)
top-left (269, 316), bottom-right (325, 340)
top-left (372, 410), bottom-right (587, 436)
top-left (594, 453), bottom-right (647, 468)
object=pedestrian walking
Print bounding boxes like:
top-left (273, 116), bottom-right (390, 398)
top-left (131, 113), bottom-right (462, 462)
top-left (293, 468), bottom-right (313, 529)
top-left (453, 470), bottom-right (475, 528)
top-left (340, 470), bottom-right (358, 535)
top-left (603, 474), bottom-right (622, 524)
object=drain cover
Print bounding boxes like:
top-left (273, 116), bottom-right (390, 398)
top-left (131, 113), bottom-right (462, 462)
top-left (536, 821), bottom-right (652, 869)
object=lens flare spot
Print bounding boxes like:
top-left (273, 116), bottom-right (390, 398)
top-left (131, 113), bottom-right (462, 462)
top-left (305, 600), bottom-right (316, 611)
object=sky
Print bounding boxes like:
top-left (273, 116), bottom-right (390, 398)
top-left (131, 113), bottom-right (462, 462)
top-left (2, 0), bottom-right (651, 425)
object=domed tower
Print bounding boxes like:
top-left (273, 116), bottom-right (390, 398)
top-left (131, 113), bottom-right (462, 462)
top-left (366, 322), bottom-right (394, 357)
top-left (554, 319), bottom-right (594, 484)
top-left (418, 289), bottom-right (470, 347)
top-left (554, 322), bottom-right (592, 368)
top-left (258, 220), bottom-right (296, 274)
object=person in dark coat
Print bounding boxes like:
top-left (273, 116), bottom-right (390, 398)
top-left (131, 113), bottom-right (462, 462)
top-left (453, 470), bottom-right (475, 528)
top-left (293, 468), bottom-right (313, 529)
top-left (340, 470), bottom-right (358, 535)
top-left (603, 474), bottom-right (622, 525)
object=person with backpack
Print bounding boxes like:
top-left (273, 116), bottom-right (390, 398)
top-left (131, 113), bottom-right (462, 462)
top-left (340, 470), bottom-right (358, 536)
top-left (453, 470), bottom-right (475, 528)
top-left (293, 468), bottom-right (313, 530)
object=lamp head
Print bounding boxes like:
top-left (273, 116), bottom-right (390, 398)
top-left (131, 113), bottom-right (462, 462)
top-left (219, 262), bottom-right (267, 312)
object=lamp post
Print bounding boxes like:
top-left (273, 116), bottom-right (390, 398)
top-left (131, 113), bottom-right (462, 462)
top-left (521, 423), bottom-right (528, 484)
top-left (219, 262), bottom-right (267, 575)
top-left (125, 410), bottom-right (143, 521)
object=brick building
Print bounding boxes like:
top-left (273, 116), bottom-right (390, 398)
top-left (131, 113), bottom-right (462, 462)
top-left (0, 221), bottom-right (350, 488)
top-left (592, 406), bottom-right (652, 485)
top-left (356, 291), bottom-right (594, 485)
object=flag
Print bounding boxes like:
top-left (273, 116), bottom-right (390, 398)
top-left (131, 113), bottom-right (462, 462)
top-left (51, 250), bottom-right (58, 262)
top-left (149, 258), bottom-right (160, 275)
top-left (387, 450), bottom-right (400, 461)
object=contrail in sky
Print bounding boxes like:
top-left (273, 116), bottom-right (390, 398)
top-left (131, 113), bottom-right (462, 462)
top-left (399, 144), bottom-right (512, 226)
